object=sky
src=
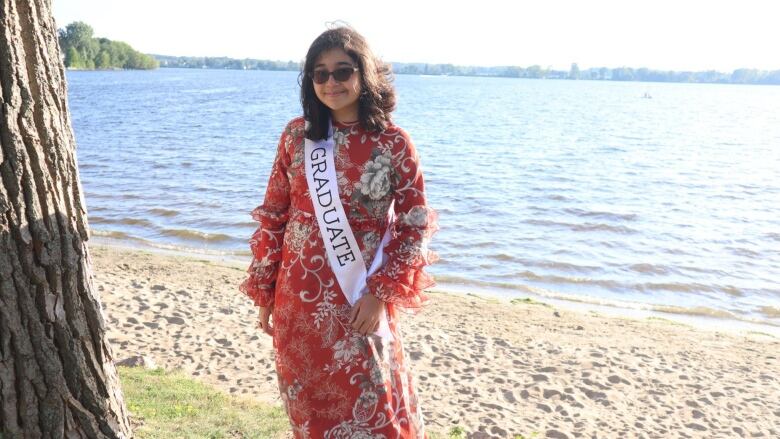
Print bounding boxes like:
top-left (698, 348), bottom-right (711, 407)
top-left (52, 0), bottom-right (780, 72)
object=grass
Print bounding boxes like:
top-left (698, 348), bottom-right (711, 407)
top-left (466, 292), bottom-right (501, 303)
top-left (510, 297), bottom-right (551, 307)
top-left (119, 366), bottom-right (289, 438)
top-left (428, 426), bottom-right (539, 439)
top-left (646, 316), bottom-right (691, 327)
top-left (746, 330), bottom-right (776, 338)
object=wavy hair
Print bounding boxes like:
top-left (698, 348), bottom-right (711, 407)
top-left (300, 26), bottom-right (396, 140)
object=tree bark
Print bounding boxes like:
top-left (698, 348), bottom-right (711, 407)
top-left (0, 1), bottom-right (132, 437)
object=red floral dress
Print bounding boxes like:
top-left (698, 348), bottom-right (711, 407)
top-left (240, 116), bottom-right (438, 438)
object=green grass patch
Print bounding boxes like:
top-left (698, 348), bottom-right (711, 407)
top-left (510, 297), bottom-right (551, 307)
top-left (119, 366), bottom-right (289, 438)
top-left (428, 426), bottom-right (467, 439)
top-left (646, 316), bottom-right (691, 327)
top-left (465, 292), bottom-right (501, 303)
top-left (448, 426), bottom-right (466, 438)
top-left (429, 427), bottom-right (539, 439)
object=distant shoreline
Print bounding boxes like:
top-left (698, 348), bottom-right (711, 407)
top-left (66, 57), bottom-right (780, 86)
top-left (150, 54), bottom-right (780, 86)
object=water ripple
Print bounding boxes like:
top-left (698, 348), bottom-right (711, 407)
top-left (67, 68), bottom-right (780, 328)
top-left (523, 219), bottom-right (638, 234)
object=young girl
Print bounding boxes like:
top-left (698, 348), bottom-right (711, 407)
top-left (240, 26), bottom-right (438, 438)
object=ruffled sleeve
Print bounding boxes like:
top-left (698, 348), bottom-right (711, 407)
top-left (366, 129), bottom-right (438, 312)
top-left (239, 124), bottom-right (292, 307)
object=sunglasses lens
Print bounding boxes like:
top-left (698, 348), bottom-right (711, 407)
top-left (311, 67), bottom-right (355, 84)
top-left (312, 70), bottom-right (329, 84)
top-left (333, 67), bottom-right (354, 82)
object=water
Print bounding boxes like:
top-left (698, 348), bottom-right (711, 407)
top-left (66, 68), bottom-right (780, 329)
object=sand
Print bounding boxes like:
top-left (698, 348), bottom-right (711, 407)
top-left (89, 244), bottom-right (780, 438)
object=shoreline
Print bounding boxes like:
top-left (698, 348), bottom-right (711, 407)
top-left (88, 241), bottom-right (779, 437)
top-left (89, 236), bottom-right (780, 338)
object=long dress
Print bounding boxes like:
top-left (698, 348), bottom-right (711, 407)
top-left (239, 116), bottom-right (438, 439)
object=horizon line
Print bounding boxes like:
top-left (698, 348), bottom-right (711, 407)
top-left (148, 53), bottom-right (780, 74)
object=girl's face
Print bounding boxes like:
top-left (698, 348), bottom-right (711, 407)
top-left (312, 48), bottom-right (362, 121)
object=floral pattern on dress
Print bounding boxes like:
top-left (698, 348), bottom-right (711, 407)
top-left (357, 152), bottom-right (395, 201)
top-left (240, 117), bottom-right (436, 438)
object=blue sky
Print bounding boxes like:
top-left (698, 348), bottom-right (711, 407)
top-left (53, 0), bottom-right (780, 71)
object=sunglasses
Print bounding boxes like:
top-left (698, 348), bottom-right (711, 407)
top-left (310, 66), bottom-right (359, 84)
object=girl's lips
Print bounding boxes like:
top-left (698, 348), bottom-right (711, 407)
top-left (325, 90), bottom-right (346, 97)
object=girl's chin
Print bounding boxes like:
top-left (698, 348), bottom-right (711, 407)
top-left (324, 100), bottom-right (358, 113)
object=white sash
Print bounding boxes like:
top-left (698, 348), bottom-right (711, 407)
top-left (304, 122), bottom-right (394, 340)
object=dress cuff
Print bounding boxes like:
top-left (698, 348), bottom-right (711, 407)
top-left (251, 204), bottom-right (289, 226)
top-left (240, 241), bottom-right (281, 308)
top-left (367, 266), bottom-right (434, 313)
top-left (239, 277), bottom-right (275, 308)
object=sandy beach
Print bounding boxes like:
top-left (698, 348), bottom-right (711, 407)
top-left (90, 243), bottom-right (779, 438)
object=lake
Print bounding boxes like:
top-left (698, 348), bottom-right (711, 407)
top-left (65, 68), bottom-right (780, 331)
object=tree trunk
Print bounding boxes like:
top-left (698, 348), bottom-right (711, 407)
top-left (0, 1), bottom-right (132, 437)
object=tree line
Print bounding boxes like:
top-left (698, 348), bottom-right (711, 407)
top-left (58, 21), bottom-right (158, 70)
top-left (393, 62), bottom-right (780, 85)
top-left (155, 56), bottom-right (780, 86)
top-left (154, 54), bottom-right (298, 71)
top-left (58, 20), bottom-right (779, 85)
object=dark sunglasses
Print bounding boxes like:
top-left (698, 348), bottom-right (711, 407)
top-left (310, 66), bottom-right (359, 84)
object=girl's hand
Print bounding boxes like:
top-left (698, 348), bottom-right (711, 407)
top-left (350, 294), bottom-right (385, 335)
top-left (257, 305), bottom-right (274, 336)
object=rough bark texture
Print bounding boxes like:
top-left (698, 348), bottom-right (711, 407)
top-left (0, 1), bottom-right (132, 437)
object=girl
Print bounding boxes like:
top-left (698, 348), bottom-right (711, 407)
top-left (240, 26), bottom-right (437, 438)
